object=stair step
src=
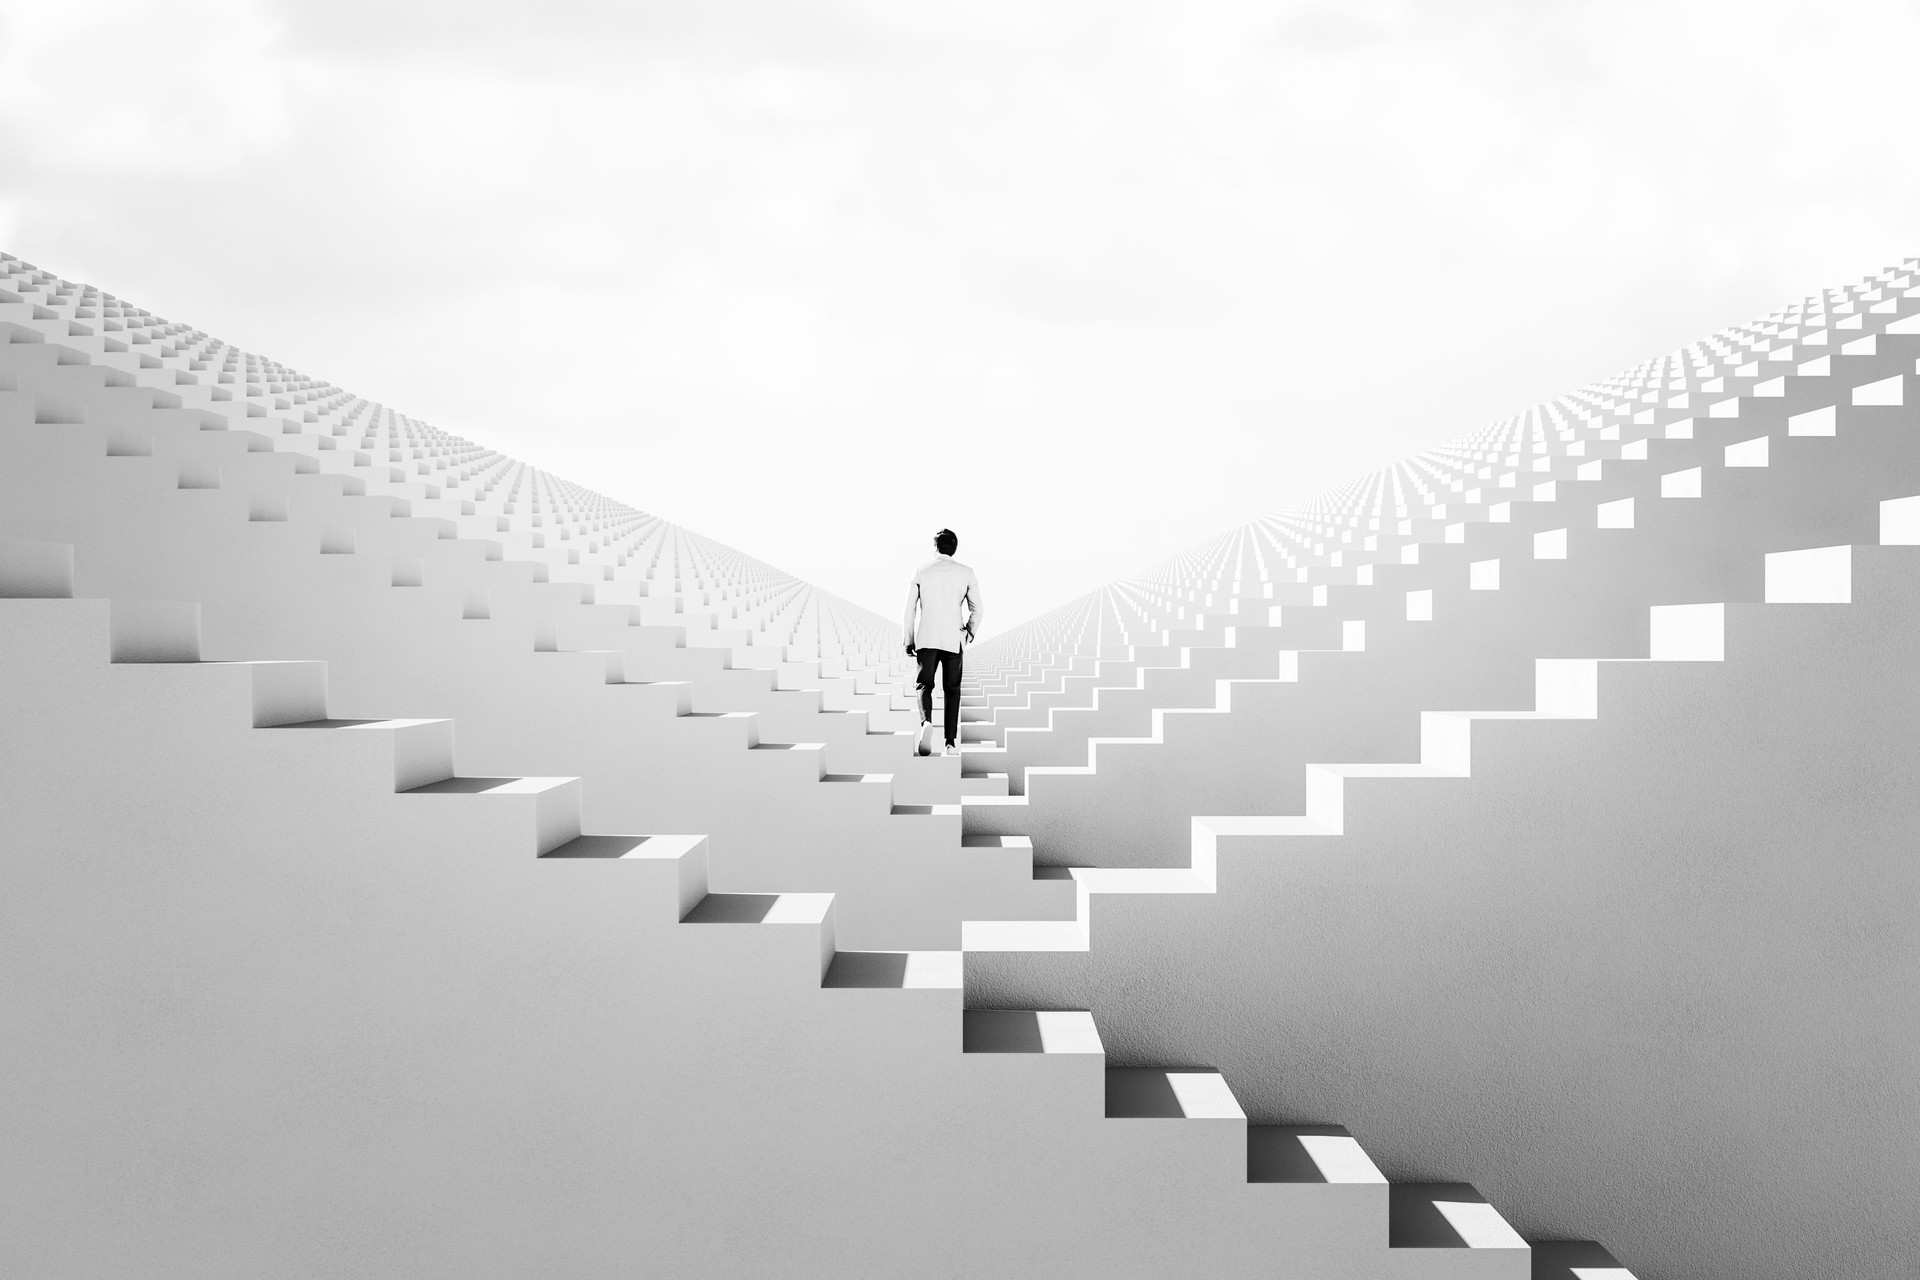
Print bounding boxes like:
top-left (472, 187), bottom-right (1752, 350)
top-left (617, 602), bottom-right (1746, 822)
top-left (404, 775), bottom-right (559, 795)
top-left (1387, 1184), bottom-right (1528, 1250)
top-left (1246, 1125), bottom-right (1386, 1183)
top-left (1104, 1067), bottom-right (1245, 1119)
top-left (1528, 1240), bottom-right (1635, 1278)
top-left (0, 537), bottom-right (74, 597)
top-left (962, 834), bottom-right (1031, 849)
top-left (109, 597), bottom-right (200, 663)
top-left (822, 950), bottom-right (961, 988)
top-left (276, 717), bottom-right (452, 791)
top-left (962, 1009), bottom-right (1102, 1054)
top-left (681, 892), bottom-right (832, 925)
top-left (539, 834), bottom-right (652, 858)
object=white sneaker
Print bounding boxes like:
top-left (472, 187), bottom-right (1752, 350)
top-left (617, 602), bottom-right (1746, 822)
top-left (916, 722), bottom-right (933, 757)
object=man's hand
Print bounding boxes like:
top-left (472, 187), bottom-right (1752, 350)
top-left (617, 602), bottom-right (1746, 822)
top-left (905, 641), bottom-right (917, 656)
top-left (962, 626), bottom-right (974, 646)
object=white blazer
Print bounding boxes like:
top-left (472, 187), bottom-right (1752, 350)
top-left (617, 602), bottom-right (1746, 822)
top-left (903, 556), bottom-right (984, 652)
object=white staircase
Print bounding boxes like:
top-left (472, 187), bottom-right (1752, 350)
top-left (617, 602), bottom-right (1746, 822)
top-left (11, 249), bottom-right (1920, 1277)
top-left (0, 539), bottom-right (1545, 1277)
top-left (956, 264), bottom-right (1920, 1278)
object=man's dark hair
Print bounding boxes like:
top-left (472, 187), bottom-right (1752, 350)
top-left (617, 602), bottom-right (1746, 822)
top-left (934, 528), bottom-right (958, 556)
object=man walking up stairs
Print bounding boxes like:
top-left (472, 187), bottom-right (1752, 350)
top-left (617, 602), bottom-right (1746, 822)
top-left (904, 528), bottom-right (984, 758)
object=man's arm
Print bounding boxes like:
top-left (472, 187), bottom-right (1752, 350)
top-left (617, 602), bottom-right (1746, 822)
top-left (963, 571), bottom-right (983, 644)
top-left (902, 579), bottom-right (920, 654)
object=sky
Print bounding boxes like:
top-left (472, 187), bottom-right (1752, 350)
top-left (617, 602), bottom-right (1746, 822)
top-left (2, 0), bottom-right (1919, 632)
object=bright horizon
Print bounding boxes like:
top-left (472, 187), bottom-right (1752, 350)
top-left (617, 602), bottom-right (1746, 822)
top-left (5, 0), bottom-right (1919, 634)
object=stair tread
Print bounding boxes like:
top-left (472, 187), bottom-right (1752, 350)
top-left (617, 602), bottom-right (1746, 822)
top-left (963, 1009), bottom-right (1102, 1054)
top-left (1528, 1240), bottom-right (1635, 1278)
top-left (540, 834), bottom-right (651, 859)
top-left (1387, 1184), bottom-right (1528, 1250)
top-left (823, 950), bottom-right (960, 989)
top-left (1246, 1126), bottom-right (1386, 1184)
top-left (682, 892), bottom-right (832, 925)
top-left (1105, 1067), bottom-right (1244, 1120)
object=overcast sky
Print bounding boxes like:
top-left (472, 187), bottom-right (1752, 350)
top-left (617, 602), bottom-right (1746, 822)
top-left (3, 0), bottom-right (1918, 631)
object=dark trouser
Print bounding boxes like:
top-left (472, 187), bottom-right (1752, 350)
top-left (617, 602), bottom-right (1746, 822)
top-left (916, 647), bottom-right (963, 746)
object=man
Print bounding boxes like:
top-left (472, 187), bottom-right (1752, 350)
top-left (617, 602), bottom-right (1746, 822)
top-left (902, 528), bottom-right (983, 758)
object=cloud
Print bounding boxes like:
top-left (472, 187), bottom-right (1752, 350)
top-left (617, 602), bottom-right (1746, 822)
top-left (2, 0), bottom-right (1918, 628)
top-left (0, 0), bottom-right (291, 173)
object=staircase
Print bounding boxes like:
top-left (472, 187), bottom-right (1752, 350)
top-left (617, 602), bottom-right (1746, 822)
top-left (957, 265), bottom-right (1920, 1278)
top-left (0, 538), bottom-right (1556, 1278)
top-left (7, 248), bottom-right (1917, 1277)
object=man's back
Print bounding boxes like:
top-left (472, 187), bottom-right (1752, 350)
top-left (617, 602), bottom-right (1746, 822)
top-left (904, 555), bottom-right (982, 653)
